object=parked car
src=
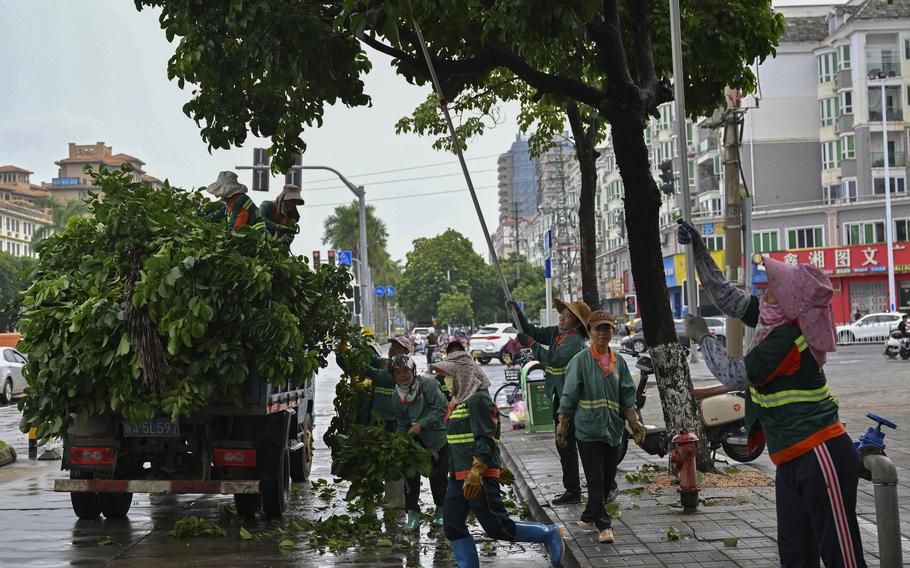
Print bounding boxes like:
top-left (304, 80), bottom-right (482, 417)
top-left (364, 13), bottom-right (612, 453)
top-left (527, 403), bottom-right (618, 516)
top-left (620, 320), bottom-right (690, 353)
top-left (836, 312), bottom-right (904, 344)
top-left (469, 323), bottom-right (519, 364)
top-left (704, 317), bottom-right (726, 346)
top-left (0, 347), bottom-right (27, 403)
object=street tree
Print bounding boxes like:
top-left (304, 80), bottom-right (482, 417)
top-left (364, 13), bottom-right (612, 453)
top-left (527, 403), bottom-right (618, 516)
top-left (437, 288), bottom-right (474, 328)
top-left (137, 0), bottom-right (784, 467)
top-left (0, 253), bottom-right (37, 332)
top-left (323, 201), bottom-right (399, 286)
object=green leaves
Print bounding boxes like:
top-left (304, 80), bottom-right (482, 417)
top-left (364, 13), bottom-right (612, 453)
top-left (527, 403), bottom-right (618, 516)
top-left (18, 166), bottom-right (357, 440)
top-left (167, 516), bottom-right (227, 539)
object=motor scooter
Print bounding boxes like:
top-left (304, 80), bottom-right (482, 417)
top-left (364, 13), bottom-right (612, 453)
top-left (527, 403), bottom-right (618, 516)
top-left (884, 330), bottom-right (910, 360)
top-left (617, 349), bottom-right (765, 465)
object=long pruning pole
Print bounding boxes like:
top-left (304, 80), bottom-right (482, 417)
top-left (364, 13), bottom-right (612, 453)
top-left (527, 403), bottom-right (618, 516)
top-left (412, 22), bottom-right (523, 332)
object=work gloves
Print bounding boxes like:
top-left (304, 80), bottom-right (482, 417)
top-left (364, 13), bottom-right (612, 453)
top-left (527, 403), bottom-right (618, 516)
top-left (676, 219), bottom-right (706, 250)
top-left (463, 457), bottom-right (487, 499)
top-left (556, 414), bottom-right (572, 448)
top-left (517, 333), bottom-right (536, 348)
top-left (624, 407), bottom-right (646, 445)
top-left (499, 466), bottom-right (515, 486)
top-left (683, 314), bottom-right (710, 343)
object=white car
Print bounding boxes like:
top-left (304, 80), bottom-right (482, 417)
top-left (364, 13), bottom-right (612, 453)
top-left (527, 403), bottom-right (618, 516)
top-left (0, 347), bottom-right (27, 403)
top-left (704, 317), bottom-right (727, 345)
top-left (836, 312), bottom-right (904, 344)
top-left (469, 323), bottom-right (519, 365)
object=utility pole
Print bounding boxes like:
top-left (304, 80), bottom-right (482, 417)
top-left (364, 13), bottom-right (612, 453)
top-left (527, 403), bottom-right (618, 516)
top-left (514, 200), bottom-right (521, 281)
top-left (722, 107), bottom-right (745, 358)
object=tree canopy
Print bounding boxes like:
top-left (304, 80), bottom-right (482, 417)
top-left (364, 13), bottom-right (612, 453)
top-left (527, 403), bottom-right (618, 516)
top-left (0, 253), bottom-right (37, 332)
top-left (322, 201), bottom-right (399, 286)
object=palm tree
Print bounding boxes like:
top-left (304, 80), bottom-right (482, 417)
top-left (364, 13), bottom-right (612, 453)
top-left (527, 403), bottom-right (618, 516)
top-left (32, 198), bottom-right (88, 243)
top-left (322, 201), bottom-right (399, 285)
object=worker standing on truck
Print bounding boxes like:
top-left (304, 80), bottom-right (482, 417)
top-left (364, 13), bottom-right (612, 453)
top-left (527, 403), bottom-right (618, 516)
top-left (509, 298), bottom-right (590, 506)
top-left (390, 354), bottom-right (449, 531)
top-left (204, 171), bottom-right (264, 231)
top-left (260, 184), bottom-right (303, 246)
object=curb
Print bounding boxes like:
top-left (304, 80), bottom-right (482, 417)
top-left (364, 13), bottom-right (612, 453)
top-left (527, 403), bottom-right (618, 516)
top-left (0, 445), bottom-right (17, 467)
top-left (500, 433), bottom-right (584, 568)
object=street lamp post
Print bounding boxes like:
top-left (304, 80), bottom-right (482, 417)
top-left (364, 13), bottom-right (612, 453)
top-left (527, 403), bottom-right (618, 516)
top-left (236, 163), bottom-right (373, 327)
top-left (870, 72), bottom-right (897, 312)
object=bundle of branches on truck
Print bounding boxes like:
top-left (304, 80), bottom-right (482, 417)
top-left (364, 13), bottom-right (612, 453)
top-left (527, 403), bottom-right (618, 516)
top-left (18, 165), bottom-right (360, 519)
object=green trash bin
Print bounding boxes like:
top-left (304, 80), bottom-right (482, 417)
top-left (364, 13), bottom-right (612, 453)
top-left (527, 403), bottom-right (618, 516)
top-left (520, 361), bottom-right (554, 433)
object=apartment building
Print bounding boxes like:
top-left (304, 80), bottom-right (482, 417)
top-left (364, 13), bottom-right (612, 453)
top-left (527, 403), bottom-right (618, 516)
top-left (42, 142), bottom-right (164, 201)
top-left (0, 166), bottom-right (52, 258)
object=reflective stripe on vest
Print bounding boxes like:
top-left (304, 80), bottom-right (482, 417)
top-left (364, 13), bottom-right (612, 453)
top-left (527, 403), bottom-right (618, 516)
top-left (749, 334), bottom-right (830, 409)
top-left (544, 366), bottom-right (566, 376)
top-left (578, 398), bottom-right (620, 412)
top-left (250, 221), bottom-right (266, 230)
top-left (447, 432), bottom-right (474, 444)
top-left (449, 407), bottom-right (469, 419)
top-left (374, 387), bottom-right (395, 396)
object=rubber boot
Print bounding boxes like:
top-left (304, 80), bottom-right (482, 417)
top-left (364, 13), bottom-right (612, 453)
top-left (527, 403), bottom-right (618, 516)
top-left (404, 509), bottom-right (421, 532)
top-left (450, 535), bottom-right (480, 568)
top-left (432, 507), bottom-right (444, 526)
top-left (513, 521), bottom-right (566, 567)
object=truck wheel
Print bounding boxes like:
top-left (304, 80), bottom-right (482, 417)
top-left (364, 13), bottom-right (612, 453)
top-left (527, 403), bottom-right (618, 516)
top-left (234, 494), bottom-right (261, 518)
top-left (290, 413), bottom-right (314, 483)
top-left (69, 470), bottom-right (101, 520)
top-left (100, 492), bottom-right (133, 519)
top-left (261, 447), bottom-right (290, 519)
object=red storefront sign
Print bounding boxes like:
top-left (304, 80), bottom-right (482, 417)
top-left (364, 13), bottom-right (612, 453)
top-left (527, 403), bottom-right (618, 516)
top-left (763, 243), bottom-right (910, 276)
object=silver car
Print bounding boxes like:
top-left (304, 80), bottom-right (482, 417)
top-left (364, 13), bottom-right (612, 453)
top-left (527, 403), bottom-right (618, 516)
top-left (0, 347), bottom-right (27, 403)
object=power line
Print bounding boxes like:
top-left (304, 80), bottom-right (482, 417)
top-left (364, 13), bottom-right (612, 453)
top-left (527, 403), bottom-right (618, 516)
top-left (302, 167), bottom-right (498, 192)
top-left (305, 184), bottom-right (499, 209)
top-left (299, 152), bottom-right (502, 184)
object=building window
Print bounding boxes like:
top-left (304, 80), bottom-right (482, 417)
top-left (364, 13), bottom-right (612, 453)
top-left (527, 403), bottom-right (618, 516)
top-left (820, 98), bottom-right (838, 125)
top-left (841, 134), bottom-right (855, 159)
top-left (897, 218), bottom-right (910, 241)
top-left (905, 39), bottom-right (910, 60)
top-left (822, 141), bottom-right (841, 170)
top-left (752, 230), bottom-right (780, 253)
top-left (838, 45), bottom-right (851, 70)
top-left (787, 226), bottom-right (824, 249)
top-left (873, 176), bottom-right (907, 195)
top-left (817, 52), bottom-right (836, 83)
top-left (840, 90), bottom-right (853, 114)
top-left (844, 221), bottom-right (885, 245)
top-left (702, 235), bottom-right (724, 251)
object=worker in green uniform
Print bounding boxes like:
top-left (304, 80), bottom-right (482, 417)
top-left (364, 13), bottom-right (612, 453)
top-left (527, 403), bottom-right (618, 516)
top-left (365, 335), bottom-right (411, 431)
top-left (432, 350), bottom-right (565, 568)
top-left (260, 184), bottom-right (303, 246)
top-left (557, 310), bottom-right (645, 544)
top-left (390, 354), bottom-right (448, 531)
top-left (510, 298), bottom-right (590, 505)
top-left (204, 171), bottom-right (264, 231)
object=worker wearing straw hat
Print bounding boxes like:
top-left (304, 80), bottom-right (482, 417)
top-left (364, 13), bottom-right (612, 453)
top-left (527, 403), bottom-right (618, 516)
top-left (509, 297), bottom-right (590, 505)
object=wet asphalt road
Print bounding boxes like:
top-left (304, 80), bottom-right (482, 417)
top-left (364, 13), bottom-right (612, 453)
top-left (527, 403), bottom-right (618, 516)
top-left (0, 343), bottom-right (907, 567)
top-left (0, 357), bottom-right (550, 568)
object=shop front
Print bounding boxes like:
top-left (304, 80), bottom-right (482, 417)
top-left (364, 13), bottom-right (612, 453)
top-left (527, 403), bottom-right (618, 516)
top-left (664, 250), bottom-right (726, 318)
top-left (601, 277), bottom-right (626, 316)
top-left (753, 243), bottom-right (910, 324)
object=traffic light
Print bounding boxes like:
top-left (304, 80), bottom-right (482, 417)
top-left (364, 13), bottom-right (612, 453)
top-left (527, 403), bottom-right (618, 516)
top-left (327, 249), bottom-right (336, 266)
top-left (285, 153), bottom-right (303, 188)
top-left (658, 159), bottom-right (675, 195)
top-left (252, 148), bottom-right (269, 192)
top-left (312, 250), bottom-right (321, 265)
top-left (625, 294), bottom-right (637, 315)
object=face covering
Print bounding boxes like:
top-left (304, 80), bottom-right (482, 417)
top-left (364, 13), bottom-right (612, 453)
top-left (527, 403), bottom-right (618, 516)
top-left (759, 295), bottom-right (789, 328)
top-left (395, 375), bottom-right (419, 404)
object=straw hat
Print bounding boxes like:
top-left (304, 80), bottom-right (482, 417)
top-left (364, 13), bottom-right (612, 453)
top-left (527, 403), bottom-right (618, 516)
top-left (553, 298), bottom-right (592, 328)
top-left (278, 184), bottom-right (305, 206)
top-left (206, 171), bottom-right (248, 199)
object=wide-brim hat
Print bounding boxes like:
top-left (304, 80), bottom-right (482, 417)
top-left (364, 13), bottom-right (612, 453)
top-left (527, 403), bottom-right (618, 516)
top-left (206, 171), bottom-right (248, 198)
top-left (390, 336), bottom-right (412, 350)
top-left (554, 298), bottom-right (592, 328)
top-left (280, 184), bottom-right (305, 206)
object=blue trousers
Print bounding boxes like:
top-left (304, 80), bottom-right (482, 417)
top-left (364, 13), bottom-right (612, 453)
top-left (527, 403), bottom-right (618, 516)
top-left (443, 475), bottom-right (516, 542)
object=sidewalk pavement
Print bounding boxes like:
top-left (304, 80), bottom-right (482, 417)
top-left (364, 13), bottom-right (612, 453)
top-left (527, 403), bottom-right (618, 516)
top-left (500, 426), bottom-right (887, 567)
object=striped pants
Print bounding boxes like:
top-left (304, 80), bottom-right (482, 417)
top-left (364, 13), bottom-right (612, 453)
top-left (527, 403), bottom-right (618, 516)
top-left (776, 433), bottom-right (866, 568)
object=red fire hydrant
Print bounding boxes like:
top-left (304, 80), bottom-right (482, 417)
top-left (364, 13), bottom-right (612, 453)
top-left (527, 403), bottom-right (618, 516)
top-left (669, 429), bottom-right (699, 513)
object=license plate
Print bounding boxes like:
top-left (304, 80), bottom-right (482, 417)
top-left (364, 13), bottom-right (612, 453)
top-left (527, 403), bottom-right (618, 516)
top-left (123, 420), bottom-right (180, 437)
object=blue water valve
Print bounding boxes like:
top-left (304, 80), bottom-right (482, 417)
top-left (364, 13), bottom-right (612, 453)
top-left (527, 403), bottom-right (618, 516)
top-left (854, 412), bottom-right (897, 457)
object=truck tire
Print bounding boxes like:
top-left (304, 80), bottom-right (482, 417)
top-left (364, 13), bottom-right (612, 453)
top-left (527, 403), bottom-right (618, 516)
top-left (70, 470), bottom-right (101, 520)
top-left (290, 413), bottom-right (314, 483)
top-left (234, 494), bottom-right (261, 518)
top-left (261, 447), bottom-right (290, 519)
top-left (100, 492), bottom-right (133, 519)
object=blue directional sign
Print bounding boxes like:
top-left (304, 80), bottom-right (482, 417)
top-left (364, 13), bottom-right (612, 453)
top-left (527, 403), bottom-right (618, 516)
top-left (337, 250), bottom-right (353, 267)
top-left (517, 301), bottom-right (525, 312)
top-left (385, 286), bottom-right (396, 297)
top-left (374, 286), bottom-right (385, 297)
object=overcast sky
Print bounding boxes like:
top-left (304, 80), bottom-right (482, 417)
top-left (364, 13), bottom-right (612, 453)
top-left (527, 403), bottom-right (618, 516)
top-left (0, 0), bottom-right (840, 268)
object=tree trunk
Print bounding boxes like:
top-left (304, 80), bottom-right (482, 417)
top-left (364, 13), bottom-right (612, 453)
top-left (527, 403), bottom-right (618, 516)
top-left (566, 104), bottom-right (601, 310)
top-left (609, 112), bottom-right (712, 471)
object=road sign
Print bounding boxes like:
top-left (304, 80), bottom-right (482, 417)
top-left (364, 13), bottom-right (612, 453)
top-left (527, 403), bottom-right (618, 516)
top-left (337, 250), bottom-right (353, 267)
top-left (375, 286), bottom-right (385, 297)
top-left (385, 286), bottom-right (396, 297)
top-left (518, 301), bottom-right (525, 312)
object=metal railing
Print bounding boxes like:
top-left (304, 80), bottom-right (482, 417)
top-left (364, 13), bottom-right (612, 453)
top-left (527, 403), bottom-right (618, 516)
top-left (869, 108), bottom-right (904, 121)
top-left (872, 152), bottom-right (907, 168)
top-left (866, 60), bottom-right (901, 77)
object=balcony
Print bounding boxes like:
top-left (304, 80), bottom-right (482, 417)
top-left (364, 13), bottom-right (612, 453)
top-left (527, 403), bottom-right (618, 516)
top-left (869, 108), bottom-right (903, 121)
top-left (51, 177), bottom-right (81, 186)
top-left (871, 152), bottom-right (906, 168)
top-left (697, 138), bottom-right (717, 153)
top-left (866, 60), bottom-right (901, 77)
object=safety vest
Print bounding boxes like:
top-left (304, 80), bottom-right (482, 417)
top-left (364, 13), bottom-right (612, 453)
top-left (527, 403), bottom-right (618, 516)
top-left (745, 332), bottom-right (843, 465)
